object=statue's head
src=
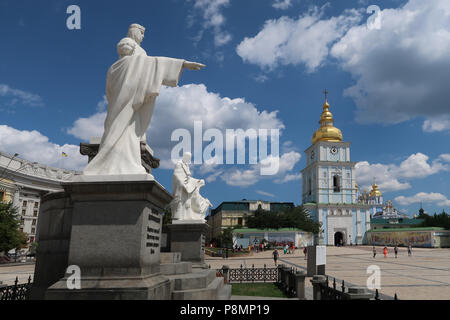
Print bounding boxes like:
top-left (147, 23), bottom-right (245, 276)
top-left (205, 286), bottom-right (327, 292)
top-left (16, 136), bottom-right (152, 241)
top-left (182, 152), bottom-right (192, 165)
top-left (127, 23), bottom-right (145, 45)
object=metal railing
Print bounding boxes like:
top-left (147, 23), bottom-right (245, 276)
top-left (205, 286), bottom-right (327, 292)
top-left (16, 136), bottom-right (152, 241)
top-left (222, 264), bottom-right (278, 283)
top-left (312, 275), bottom-right (399, 300)
top-left (0, 276), bottom-right (33, 300)
top-left (219, 264), bottom-right (307, 299)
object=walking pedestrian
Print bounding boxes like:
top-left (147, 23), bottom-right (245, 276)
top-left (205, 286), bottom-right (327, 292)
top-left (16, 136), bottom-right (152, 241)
top-left (408, 244), bottom-right (412, 257)
top-left (372, 246), bottom-right (376, 258)
top-left (303, 247), bottom-right (307, 260)
top-left (394, 245), bottom-right (398, 258)
top-left (272, 249), bottom-right (279, 266)
top-left (383, 246), bottom-right (388, 258)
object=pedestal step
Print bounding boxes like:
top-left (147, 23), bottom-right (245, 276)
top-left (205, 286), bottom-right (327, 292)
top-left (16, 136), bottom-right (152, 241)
top-left (160, 252), bottom-right (181, 264)
top-left (169, 269), bottom-right (216, 291)
top-left (160, 262), bottom-right (192, 275)
top-left (217, 284), bottom-right (232, 300)
top-left (172, 277), bottom-right (228, 300)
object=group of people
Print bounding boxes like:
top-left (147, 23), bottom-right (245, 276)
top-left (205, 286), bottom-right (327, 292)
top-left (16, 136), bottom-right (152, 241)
top-left (373, 244), bottom-right (413, 258)
top-left (272, 246), bottom-right (308, 266)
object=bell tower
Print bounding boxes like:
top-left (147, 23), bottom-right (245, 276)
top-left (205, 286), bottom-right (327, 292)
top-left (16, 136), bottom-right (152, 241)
top-left (302, 91), bottom-right (371, 245)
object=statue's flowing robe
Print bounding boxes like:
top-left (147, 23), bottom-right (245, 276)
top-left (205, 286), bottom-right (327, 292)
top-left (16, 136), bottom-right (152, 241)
top-left (172, 161), bottom-right (198, 220)
top-left (83, 53), bottom-right (184, 175)
top-left (171, 161), bottom-right (211, 221)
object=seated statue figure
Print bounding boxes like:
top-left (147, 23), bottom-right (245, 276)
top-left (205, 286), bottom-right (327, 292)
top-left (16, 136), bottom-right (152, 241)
top-left (171, 152), bottom-right (212, 222)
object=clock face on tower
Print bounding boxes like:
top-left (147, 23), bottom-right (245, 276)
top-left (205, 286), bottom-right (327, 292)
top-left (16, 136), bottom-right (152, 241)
top-left (330, 146), bottom-right (339, 161)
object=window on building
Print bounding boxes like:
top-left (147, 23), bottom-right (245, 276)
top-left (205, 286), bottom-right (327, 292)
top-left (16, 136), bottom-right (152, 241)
top-left (33, 210), bottom-right (38, 217)
top-left (31, 228), bottom-right (36, 234)
top-left (22, 210), bottom-right (26, 215)
top-left (32, 219), bottom-right (36, 226)
top-left (23, 201), bottom-right (27, 207)
top-left (333, 175), bottom-right (341, 192)
top-left (34, 202), bottom-right (39, 208)
top-left (308, 178), bottom-right (312, 196)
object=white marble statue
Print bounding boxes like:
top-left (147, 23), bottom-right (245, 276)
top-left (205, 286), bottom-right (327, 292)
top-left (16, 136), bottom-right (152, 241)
top-left (171, 152), bottom-right (212, 222)
top-left (83, 23), bottom-right (205, 176)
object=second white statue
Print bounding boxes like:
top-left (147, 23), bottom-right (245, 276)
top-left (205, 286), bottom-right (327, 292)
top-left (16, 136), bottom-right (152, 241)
top-left (171, 152), bottom-right (212, 222)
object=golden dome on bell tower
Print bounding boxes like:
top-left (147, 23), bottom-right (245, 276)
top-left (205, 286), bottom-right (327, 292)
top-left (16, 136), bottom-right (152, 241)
top-left (311, 90), bottom-right (343, 145)
top-left (369, 178), bottom-right (382, 197)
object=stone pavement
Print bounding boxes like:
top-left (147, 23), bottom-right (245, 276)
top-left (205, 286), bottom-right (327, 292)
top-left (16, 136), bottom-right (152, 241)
top-left (0, 263), bottom-right (35, 285)
top-left (2, 246), bottom-right (449, 300)
top-left (206, 245), bottom-right (450, 300)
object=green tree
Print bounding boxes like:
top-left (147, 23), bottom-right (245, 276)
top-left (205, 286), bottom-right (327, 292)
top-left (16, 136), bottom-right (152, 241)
top-left (419, 210), bottom-right (450, 230)
top-left (247, 205), bottom-right (321, 234)
top-left (216, 227), bottom-right (234, 248)
top-left (0, 202), bottom-right (27, 253)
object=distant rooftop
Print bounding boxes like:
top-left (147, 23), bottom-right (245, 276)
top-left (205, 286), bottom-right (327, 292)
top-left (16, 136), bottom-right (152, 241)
top-left (368, 227), bottom-right (447, 233)
top-left (209, 200), bottom-right (295, 216)
top-left (232, 228), bottom-right (309, 233)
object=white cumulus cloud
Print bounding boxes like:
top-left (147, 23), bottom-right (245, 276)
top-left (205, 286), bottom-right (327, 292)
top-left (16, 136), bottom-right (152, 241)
top-left (330, 0), bottom-right (450, 124)
top-left (236, 7), bottom-right (362, 72)
top-left (272, 0), bottom-right (292, 10)
top-left (0, 84), bottom-right (44, 108)
top-left (395, 192), bottom-right (450, 207)
top-left (191, 0), bottom-right (232, 47)
top-left (0, 125), bottom-right (86, 171)
top-left (355, 153), bottom-right (449, 192)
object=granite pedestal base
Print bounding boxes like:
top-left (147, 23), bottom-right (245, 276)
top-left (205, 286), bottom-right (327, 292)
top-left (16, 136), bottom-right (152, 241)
top-left (43, 179), bottom-right (173, 300)
top-left (168, 222), bottom-right (210, 269)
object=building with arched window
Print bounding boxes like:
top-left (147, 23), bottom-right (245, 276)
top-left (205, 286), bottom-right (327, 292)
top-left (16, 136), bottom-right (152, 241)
top-left (0, 151), bottom-right (78, 244)
top-left (301, 96), bottom-right (375, 245)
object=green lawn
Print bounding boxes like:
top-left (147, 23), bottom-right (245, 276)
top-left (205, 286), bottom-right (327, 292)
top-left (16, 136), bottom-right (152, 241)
top-left (231, 283), bottom-right (288, 298)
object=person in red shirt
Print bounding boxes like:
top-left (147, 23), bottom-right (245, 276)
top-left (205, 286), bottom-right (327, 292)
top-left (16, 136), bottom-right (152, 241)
top-left (383, 246), bottom-right (388, 258)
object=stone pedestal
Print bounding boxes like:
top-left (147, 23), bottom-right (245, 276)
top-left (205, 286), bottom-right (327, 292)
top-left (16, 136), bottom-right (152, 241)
top-left (44, 179), bottom-right (173, 300)
top-left (310, 275), bottom-right (327, 300)
top-left (294, 271), bottom-right (306, 300)
top-left (306, 245), bottom-right (316, 277)
top-left (168, 221), bottom-right (209, 269)
top-left (31, 192), bottom-right (72, 300)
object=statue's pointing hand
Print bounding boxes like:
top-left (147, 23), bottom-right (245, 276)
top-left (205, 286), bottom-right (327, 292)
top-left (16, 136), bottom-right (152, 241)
top-left (183, 61), bottom-right (206, 71)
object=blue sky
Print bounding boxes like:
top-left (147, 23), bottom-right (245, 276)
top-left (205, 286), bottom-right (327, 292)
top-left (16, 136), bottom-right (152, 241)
top-left (0, 0), bottom-right (449, 216)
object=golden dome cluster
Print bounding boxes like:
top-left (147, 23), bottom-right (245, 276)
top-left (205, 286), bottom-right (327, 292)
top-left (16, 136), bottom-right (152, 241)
top-left (369, 180), bottom-right (382, 197)
top-left (311, 99), bottom-right (343, 145)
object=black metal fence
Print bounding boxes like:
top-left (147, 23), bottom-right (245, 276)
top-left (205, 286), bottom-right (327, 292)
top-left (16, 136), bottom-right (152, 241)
top-left (318, 276), bottom-right (347, 300)
top-left (0, 276), bottom-right (33, 300)
top-left (218, 264), bottom-right (307, 299)
top-left (221, 264), bottom-right (278, 283)
top-left (314, 275), bottom-right (399, 300)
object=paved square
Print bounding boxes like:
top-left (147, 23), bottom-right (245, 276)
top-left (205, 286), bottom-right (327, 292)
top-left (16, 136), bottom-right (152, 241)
top-left (1, 246), bottom-right (449, 299)
top-left (206, 245), bottom-right (450, 300)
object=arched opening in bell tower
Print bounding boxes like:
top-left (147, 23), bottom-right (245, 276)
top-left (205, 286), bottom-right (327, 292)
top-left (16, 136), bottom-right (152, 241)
top-left (334, 231), bottom-right (344, 246)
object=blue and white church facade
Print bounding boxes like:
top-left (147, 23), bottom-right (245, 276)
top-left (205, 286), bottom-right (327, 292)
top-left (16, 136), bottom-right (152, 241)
top-left (302, 96), bottom-right (381, 245)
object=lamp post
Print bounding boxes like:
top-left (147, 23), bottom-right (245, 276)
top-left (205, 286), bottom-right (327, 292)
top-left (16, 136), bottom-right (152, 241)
top-left (0, 153), bottom-right (19, 181)
top-left (0, 161), bottom-right (38, 183)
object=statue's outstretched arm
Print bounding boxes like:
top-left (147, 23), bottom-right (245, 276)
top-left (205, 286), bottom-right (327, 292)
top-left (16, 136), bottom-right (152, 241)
top-left (183, 61), bottom-right (206, 71)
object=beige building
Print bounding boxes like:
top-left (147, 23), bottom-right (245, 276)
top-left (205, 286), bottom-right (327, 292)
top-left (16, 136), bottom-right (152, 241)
top-left (206, 200), bottom-right (295, 241)
top-left (0, 151), bottom-right (78, 244)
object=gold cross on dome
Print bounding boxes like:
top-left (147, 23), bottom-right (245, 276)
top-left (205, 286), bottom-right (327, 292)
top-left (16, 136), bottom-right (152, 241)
top-left (323, 89), bottom-right (328, 102)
